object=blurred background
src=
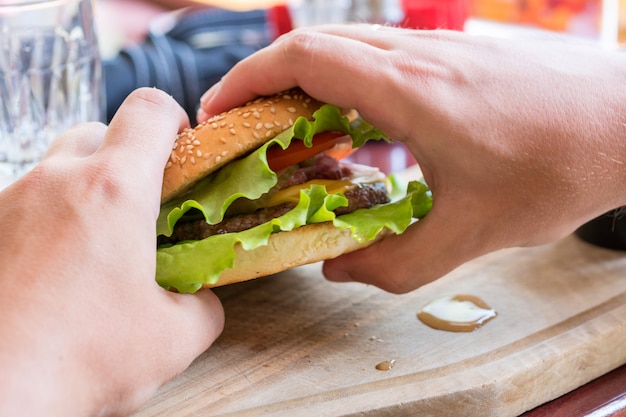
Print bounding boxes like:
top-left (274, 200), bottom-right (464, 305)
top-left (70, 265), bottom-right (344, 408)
top-left (94, 0), bottom-right (625, 123)
top-left (96, 0), bottom-right (626, 55)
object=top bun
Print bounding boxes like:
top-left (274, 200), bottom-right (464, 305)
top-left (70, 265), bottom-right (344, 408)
top-left (161, 89), bottom-right (323, 203)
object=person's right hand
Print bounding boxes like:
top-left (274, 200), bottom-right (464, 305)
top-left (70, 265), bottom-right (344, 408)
top-left (198, 25), bottom-right (626, 293)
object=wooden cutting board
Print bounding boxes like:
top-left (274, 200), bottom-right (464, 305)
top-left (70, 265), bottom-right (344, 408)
top-left (132, 233), bottom-right (626, 417)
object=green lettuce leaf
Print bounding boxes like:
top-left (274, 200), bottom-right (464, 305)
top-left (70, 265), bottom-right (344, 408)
top-left (333, 180), bottom-right (431, 243)
top-left (156, 180), bottom-right (431, 293)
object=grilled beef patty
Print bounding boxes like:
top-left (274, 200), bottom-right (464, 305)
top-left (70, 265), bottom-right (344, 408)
top-left (158, 182), bottom-right (389, 245)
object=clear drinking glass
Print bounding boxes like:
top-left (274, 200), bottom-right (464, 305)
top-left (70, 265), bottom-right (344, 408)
top-left (0, 0), bottom-right (104, 180)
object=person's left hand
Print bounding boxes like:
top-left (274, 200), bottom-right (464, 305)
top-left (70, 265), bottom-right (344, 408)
top-left (0, 88), bottom-right (224, 417)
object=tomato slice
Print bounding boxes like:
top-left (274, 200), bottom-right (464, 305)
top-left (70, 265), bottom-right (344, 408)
top-left (266, 132), bottom-right (354, 172)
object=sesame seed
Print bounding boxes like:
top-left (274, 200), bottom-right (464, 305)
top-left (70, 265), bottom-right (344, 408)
top-left (253, 131), bottom-right (260, 139)
top-left (196, 150), bottom-right (202, 157)
top-left (264, 123), bottom-right (274, 129)
top-left (220, 122), bottom-right (227, 127)
top-left (220, 137), bottom-right (227, 143)
top-left (273, 120), bottom-right (281, 127)
top-left (288, 118), bottom-right (294, 125)
top-left (165, 161), bottom-right (172, 169)
top-left (265, 130), bottom-right (274, 137)
top-left (283, 94), bottom-right (292, 99)
top-left (221, 151), bottom-right (228, 156)
top-left (243, 122), bottom-right (251, 128)
top-left (211, 123), bottom-right (218, 129)
top-left (255, 123), bottom-right (263, 130)
top-left (287, 107), bottom-right (296, 113)
top-left (203, 152), bottom-right (211, 159)
top-left (190, 156), bottom-right (196, 165)
top-left (270, 107), bottom-right (276, 114)
top-left (243, 112), bottom-right (251, 118)
top-left (180, 155), bottom-right (187, 165)
top-left (253, 111), bottom-right (261, 119)
top-left (215, 155), bottom-right (222, 163)
top-left (193, 140), bottom-right (201, 146)
top-left (229, 128), bottom-right (237, 135)
top-left (228, 123), bottom-right (234, 128)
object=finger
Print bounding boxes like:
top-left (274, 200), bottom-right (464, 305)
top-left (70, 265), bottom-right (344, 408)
top-left (323, 205), bottom-right (494, 294)
top-left (122, 288), bottom-right (224, 413)
top-left (164, 289), bottom-right (225, 368)
top-left (44, 122), bottom-right (107, 160)
top-left (199, 27), bottom-right (398, 119)
top-left (97, 87), bottom-right (189, 198)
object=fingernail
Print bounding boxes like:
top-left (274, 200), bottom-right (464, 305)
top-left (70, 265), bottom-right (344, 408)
top-left (196, 108), bottom-right (208, 124)
top-left (200, 81), bottom-right (221, 106)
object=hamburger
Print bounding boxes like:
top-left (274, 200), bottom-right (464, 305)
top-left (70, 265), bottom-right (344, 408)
top-left (156, 89), bottom-right (432, 293)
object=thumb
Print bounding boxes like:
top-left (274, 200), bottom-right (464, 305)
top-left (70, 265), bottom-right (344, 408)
top-left (323, 209), bottom-right (489, 294)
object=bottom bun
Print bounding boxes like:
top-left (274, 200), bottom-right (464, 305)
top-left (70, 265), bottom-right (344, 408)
top-left (205, 222), bottom-right (388, 288)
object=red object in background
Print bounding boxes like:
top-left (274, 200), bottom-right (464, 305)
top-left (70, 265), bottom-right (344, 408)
top-left (400, 0), bottom-right (469, 30)
top-left (268, 5), bottom-right (294, 39)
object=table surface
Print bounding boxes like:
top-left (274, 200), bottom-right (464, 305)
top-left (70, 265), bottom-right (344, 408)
top-left (348, 142), bottom-right (626, 416)
top-left (522, 364), bottom-right (626, 416)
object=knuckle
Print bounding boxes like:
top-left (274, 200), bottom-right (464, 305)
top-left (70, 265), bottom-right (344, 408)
top-left (281, 28), bottom-right (320, 60)
top-left (83, 160), bottom-right (127, 202)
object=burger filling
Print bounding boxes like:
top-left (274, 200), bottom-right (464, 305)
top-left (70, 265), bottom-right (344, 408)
top-left (157, 154), bottom-right (389, 245)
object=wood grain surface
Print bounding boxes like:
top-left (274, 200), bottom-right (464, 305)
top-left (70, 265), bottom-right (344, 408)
top-left (523, 363), bottom-right (626, 416)
top-left (132, 233), bottom-right (626, 417)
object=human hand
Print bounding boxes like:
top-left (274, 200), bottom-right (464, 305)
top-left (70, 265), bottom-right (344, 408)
top-left (0, 88), bottom-right (224, 416)
top-left (197, 25), bottom-right (626, 293)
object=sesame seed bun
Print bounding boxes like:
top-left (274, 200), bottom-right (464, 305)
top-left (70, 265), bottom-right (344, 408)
top-left (161, 89), bottom-right (324, 203)
top-left (204, 222), bottom-right (389, 287)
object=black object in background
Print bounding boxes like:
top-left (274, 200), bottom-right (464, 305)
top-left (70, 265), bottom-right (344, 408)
top-left (575, 207), bottom-right (626, 250)
top-left (103, 7), bottom-right (287, 122)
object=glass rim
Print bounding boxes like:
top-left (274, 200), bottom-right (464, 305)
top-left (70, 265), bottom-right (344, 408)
top-left (0, 0), bottom-right (86, 8)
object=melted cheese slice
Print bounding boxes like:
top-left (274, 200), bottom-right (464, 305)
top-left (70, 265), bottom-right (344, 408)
top-left (265, 179), bottom-right (354, 207)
